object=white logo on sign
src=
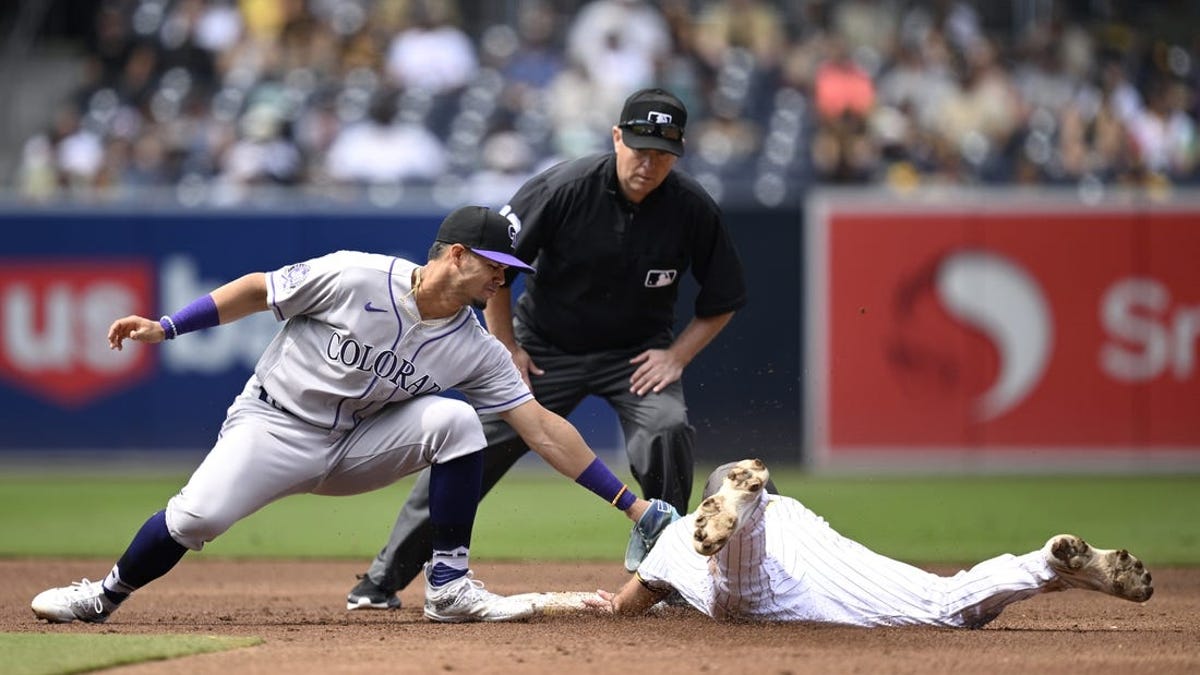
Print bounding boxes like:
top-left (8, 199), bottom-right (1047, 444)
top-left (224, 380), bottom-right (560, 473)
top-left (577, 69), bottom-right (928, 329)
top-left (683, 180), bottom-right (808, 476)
top-left (647, 110), bottom-right (673, 124)
top-left (935, 251), bottom-right (1052, 421)
top-left (645, 269), bottom-right (677, 288)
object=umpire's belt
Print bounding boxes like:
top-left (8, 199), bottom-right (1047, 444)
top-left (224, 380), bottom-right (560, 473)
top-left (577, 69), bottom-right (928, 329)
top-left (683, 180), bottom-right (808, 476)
top-left (257, 385), bottom-right (293, 416)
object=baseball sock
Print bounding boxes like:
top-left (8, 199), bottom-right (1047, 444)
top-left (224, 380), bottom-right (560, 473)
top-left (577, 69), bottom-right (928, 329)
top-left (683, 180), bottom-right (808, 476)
top-left (427, 452), bottom-right (483, 587)
top-left (101, 510), bottom-right (188, 605)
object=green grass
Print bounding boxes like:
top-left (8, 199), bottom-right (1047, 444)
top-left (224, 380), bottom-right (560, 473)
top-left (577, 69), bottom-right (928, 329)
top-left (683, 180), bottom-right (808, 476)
top-left (2, 467), bottom-right (1198, 564)
top-left (0, 633), bottom-right (261, 675)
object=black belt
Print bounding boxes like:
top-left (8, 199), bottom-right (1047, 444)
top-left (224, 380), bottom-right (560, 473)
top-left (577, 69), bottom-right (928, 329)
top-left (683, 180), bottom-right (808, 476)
top-left (257, 386), bottom-right (292, 416)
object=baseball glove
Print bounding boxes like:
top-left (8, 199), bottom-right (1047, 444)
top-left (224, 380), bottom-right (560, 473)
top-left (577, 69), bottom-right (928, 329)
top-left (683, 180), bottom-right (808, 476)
top-left (624, 498), bottom-right (681, 572)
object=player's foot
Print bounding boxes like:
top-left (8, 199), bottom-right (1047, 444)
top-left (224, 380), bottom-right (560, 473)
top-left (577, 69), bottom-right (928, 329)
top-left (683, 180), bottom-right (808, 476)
top-left (346, 574), bottom-right (401, 611)
top-left (31, 578), bottom-right (117, 624)
top-left (692, 458), bottom-right (769, 556)
top-left (1044, 534), bottom-right (1153, 602)
top-left (422, 565), bottom-right (536, 623)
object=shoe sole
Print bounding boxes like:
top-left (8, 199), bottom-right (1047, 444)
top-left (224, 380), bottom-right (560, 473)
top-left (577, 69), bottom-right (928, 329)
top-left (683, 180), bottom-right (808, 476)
top-left (1046, 534), bottom-right (1153, 602)
top-left (692, 459), bottom-right (769, 556)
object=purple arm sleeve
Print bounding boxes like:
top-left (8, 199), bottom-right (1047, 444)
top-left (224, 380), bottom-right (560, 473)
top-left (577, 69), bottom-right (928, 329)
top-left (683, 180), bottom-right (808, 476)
top-left (159, 294), bottom-right (220, 340)
top-left (575, 457), bottom-right (638, 510)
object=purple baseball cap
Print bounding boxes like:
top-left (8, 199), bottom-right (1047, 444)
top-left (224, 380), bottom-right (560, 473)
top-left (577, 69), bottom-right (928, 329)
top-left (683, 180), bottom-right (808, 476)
top-left (435, 206), bottom-right (535, 274)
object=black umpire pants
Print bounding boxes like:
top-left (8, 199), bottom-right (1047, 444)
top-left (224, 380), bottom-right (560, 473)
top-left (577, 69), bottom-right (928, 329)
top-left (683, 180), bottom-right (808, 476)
top-left (363, 320), bottom-right (696, 593)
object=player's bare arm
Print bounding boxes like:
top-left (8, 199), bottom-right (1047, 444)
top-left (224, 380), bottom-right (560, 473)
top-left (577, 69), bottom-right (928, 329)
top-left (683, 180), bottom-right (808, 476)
top-left (583, 576), bottom-right (663, 615)
top-left (107, 273), bottom-right (269, 350)
top-left (482, 286), bottom-right (543, 387)
top-left (499, 399), bottom-right (650, 522)
top-left (629, 311), bottom-right (735, 395)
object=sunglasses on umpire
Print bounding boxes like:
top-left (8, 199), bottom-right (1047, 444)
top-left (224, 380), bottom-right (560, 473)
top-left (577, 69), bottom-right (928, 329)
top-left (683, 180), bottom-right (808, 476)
top-left (619, 120), bottom-right (685, 142)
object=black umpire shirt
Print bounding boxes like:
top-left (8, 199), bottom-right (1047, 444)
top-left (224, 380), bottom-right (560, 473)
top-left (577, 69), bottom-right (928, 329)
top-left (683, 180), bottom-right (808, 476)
top-left (502, 153), bottom-right (747, 354)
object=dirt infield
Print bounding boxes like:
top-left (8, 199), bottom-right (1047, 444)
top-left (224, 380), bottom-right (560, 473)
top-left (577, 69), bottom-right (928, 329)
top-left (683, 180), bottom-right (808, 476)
top-left (4, 558), bottom-right (1198, 674)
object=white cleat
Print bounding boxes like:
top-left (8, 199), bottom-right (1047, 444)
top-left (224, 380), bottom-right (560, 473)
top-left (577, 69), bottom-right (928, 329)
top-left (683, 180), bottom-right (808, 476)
top-left (692, 458), bottom-right (769, 556)
top-left (422, 566), bottom-right (537, 623)
top-left (31, 578), bottom-right (116, 624)
top-left (1044, 534), bottom-right (1154, 602)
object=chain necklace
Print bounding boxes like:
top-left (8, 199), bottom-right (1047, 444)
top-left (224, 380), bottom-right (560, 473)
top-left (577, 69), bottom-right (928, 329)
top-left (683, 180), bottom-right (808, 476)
top-left (401, 267), bottom-right (458, 328)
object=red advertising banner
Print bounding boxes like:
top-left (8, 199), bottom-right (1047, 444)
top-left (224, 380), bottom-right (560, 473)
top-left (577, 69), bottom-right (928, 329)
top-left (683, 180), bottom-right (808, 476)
top-left (0, 260), bottom-right (155, 407)
top-left (806, 192), bottom-right (1200, 469)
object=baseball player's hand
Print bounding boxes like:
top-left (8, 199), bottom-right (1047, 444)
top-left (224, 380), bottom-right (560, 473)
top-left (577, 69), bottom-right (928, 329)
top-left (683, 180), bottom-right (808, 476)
top-left (508, 344), bottom-right (545, 389)
top-left (582, 590), bottom-right (616, 614)
top-left (628, 349), bottom-right (684, 396)
top-left (108, 315), bottom-right (166, 350)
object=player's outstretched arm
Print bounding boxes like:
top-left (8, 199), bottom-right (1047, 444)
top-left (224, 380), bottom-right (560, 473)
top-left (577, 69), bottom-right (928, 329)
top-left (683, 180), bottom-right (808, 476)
top-left (583, 576), bottom-right (664, 616)
top-left (107, 272), bottom-right (269, 350)
top-left (500, 400), bottom-right (650, 522)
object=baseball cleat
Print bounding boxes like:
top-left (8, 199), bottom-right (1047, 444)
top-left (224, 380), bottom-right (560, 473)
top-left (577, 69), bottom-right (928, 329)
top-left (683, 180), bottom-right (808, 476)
top-left (1044, 534), bottom-right (1153, 602)
top-left (422, 565), bottom-right (537, 623)
top-left (346, 574), bottom-right (401, 611)
top-left (31, 578), bottom-right (116, 624)
top-left (692, 458), bottom-right (769, 556)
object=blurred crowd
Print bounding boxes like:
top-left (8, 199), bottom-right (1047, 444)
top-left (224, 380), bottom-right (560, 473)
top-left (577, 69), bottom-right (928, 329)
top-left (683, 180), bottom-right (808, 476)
top-left (14, 0), bottom-right (1200, 207)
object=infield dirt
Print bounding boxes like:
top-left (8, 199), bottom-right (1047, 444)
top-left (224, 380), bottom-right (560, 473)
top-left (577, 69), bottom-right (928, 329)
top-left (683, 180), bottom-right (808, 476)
top-left (4, 559), bottom-right (1198, 674)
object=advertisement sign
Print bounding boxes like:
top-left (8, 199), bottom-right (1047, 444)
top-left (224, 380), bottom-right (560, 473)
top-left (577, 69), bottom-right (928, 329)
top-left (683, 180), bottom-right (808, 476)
top-left (807, 192), bottom-right (1200, 469)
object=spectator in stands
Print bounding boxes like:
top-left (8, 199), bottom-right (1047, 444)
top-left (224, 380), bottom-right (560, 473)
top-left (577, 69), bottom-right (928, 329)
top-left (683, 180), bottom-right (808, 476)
top-left (811, 35), bottom-right (877, 183)
top-left (691, 0), bottom-right (786, 73)
top-left (324, 88), bottom-right (448, 185)
top-left (565, 0), bottom-right (671, 100)
top-left (384, 0), bottom-right (478, 95)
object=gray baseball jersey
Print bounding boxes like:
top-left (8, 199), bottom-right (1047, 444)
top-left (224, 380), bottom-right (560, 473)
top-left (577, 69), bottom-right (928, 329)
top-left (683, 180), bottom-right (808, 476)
top-left (259, 251), bottom-right (531, 428)
top-left (163, 251), bottom-right (533, 550)
top-left (637, 492), bottom-right (1057, 627)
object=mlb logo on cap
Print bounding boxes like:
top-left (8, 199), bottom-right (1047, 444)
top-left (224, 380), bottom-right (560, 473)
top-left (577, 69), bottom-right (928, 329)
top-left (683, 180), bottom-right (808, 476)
top-left (647, 111), bottom-right (673, 124)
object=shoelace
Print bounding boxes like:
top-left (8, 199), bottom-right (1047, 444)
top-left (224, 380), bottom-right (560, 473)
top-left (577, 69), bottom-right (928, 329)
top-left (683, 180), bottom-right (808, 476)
top-left (70, 578), bottom-right (105, 615)
top-left (455, 573), bottom-right (487, 596)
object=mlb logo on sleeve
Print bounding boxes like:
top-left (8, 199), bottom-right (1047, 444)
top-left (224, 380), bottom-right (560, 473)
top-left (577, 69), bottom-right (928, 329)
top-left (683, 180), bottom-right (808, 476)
top-left (644, 269), bottom-right (677, 287)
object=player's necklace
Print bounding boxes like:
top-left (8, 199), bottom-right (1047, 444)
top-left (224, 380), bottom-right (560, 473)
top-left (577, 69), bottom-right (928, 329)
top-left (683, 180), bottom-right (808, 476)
top-left (403, 267), bottom-right (457, 328)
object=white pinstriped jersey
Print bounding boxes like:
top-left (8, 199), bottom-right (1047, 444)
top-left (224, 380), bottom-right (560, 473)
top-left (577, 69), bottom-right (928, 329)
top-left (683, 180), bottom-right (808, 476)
top-left (259, 251), bottom-right (532, 430)
top-left (637, 492), bottom-right (1059, 627)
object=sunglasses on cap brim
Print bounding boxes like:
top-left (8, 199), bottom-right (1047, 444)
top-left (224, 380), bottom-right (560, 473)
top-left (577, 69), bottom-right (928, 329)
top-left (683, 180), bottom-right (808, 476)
top-left (619, 120), bottom-right (684, 142)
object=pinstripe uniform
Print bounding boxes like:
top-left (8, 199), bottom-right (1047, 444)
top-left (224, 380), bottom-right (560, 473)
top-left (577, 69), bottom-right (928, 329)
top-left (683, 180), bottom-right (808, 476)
top-left (164, 251), bottom-right (533, 550)
top-left (636, 492), bottom-right (1059, 627)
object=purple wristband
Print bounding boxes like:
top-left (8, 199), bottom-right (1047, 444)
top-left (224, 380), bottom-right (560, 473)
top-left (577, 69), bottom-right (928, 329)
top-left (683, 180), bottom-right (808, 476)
top-left (160, 294), bottom-right (220, 340)
top-left (575, 457), bottom-right (639, 510)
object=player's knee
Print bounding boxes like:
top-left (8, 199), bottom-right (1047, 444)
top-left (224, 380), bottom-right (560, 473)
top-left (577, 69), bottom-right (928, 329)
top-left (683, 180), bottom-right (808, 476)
top-left (165, 499), bottom-right (237, 551)
top-left (429, 399), bottom-right (487, 461)
top-left (647, 397), bottom-right (690, 432)
top-left (643, 416), bottom-right (693, 447)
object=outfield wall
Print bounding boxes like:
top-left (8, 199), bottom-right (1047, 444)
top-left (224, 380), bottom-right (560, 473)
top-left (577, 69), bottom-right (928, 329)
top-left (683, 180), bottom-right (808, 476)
top-left (2, 189), bottom-right (1196, 472)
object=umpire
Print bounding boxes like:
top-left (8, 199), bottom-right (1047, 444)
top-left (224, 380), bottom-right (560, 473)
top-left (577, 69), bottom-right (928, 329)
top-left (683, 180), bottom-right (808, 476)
top-left (348, 87), bottom-right (747, 610)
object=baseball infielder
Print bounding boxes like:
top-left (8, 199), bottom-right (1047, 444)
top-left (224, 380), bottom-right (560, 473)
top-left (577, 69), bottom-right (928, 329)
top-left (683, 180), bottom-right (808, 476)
top-left (31, 206), bottom-right (658, 625)
top-left (581, 459), bottom-right (1154, 626)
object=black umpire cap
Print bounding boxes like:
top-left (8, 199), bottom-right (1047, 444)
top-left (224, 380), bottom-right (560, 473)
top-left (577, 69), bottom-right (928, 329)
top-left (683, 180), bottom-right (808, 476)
top-left (435, 206), bottom-right (535, 274)
top-left (617, 88), bottom-right (687, 157)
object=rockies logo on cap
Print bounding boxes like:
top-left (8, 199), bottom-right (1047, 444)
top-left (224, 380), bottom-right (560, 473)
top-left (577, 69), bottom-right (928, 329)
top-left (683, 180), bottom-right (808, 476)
top-left (435, 206), bottom-right (535, 273)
